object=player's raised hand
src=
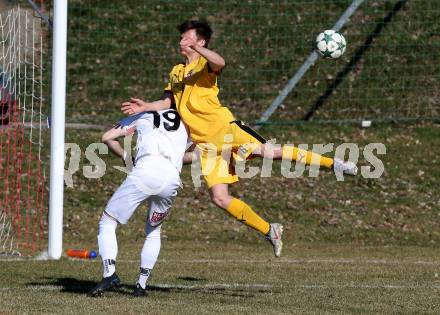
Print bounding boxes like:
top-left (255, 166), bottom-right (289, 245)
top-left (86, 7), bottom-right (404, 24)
top-left (121, 98), bottom-right (147, 115)
top-left (180, 36), bottom-right (198, 50)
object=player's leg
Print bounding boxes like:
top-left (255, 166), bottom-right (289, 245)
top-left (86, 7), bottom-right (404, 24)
top-left (254, 142), bottom-right (333, 168)
top-left (88, 170), bottom-right (154, 297)
top-left (229, 120), bottom-right (357, 175)
top-left (87, 212), bottom-right (122, 297)
top-left (210, 183), bottom-right (268, 233)
top-left (198, 123), bottom-right (284, 256)
top-left (209, 183), bottom-right (283, 257)
top-left (134, 162), bottom-right (180, 296)
top-left (97, 212), bottom-right (119, 278)
top-left (254, 143), bottom-right (357, 175)
top-left (134, 223), bottom-right (161, 297)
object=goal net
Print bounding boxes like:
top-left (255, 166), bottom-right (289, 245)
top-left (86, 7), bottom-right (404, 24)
top-left (0, 6), bottom-right (47, 256)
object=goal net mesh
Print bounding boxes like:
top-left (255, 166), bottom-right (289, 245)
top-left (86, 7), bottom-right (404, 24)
top-left (0, 6), bottom-right (47, 257)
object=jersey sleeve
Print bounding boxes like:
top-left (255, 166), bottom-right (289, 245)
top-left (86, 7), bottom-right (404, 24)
top-left (196, 56), bottom-right (223, 76)
top-left (115, 112), bottom-right (146, 136)
top-left (164, 64), bottom-right (183, 93)
top-left (117, 112), bottom-right (143, 129)
top-left (164, 69), bottom-right (173, 92)
top-left (122, 118), bottom-right (137, 136)
top-left (207, 63), bottom-right (223, 76)
top-left (192, 57), bottom-right (218, 85)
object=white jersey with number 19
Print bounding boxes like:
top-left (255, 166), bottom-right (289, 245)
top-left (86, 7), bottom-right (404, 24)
top-left (119, 109), bottom-right (189, 172)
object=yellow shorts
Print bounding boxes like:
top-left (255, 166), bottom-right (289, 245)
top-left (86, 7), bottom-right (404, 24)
top-left (197, 121), bottom-right (267, 188)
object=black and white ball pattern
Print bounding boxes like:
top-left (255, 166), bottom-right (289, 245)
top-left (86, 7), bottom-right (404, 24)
top-left (316, 30), bottom-right (346, 59)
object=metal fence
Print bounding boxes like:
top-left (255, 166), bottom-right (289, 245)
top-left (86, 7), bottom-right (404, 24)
top-left (66, 0), bottom-right (440, 124)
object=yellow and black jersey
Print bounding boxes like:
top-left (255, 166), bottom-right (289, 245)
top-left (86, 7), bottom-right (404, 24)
top-left (164, 56), bottom-right (235, 144)
top-left (164, 56), bottom-right (268, 187)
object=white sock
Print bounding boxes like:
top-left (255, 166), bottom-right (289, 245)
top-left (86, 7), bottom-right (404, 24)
top-left (138, 224), bottom-right (161, 288)
top-left (137, 267), bottom-right (152, 289)
top-left (98, 213), bottom-right (118, 278)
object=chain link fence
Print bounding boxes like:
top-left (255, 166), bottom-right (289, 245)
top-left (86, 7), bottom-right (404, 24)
top-left (66, 0), bottom-right (439, 124)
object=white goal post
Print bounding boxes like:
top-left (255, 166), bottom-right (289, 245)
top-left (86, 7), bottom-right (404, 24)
top-left (48, 0), bottom-right (68, 260)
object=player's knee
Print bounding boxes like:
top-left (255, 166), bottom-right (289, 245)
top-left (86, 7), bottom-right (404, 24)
top-left (99, 212), bottom-right (118, 231)
top-left (145, 224), bottom-right (161, 238)
top-left (260, 143), bottom-right (277, 159)
top-left (211, 193), bottom-right (229, 209)
top-left (272, 147), bottom-right (282, 159)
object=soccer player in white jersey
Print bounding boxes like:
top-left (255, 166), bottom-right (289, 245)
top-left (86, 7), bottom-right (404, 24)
top-left (88, 108), bottom-right (189, 297)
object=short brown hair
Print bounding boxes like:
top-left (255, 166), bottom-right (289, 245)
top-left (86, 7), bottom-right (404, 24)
top-left (178, 20), bottom-right (213, 47)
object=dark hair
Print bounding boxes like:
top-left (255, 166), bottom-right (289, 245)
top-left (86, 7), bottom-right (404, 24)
top-left (178, 20), bottom-right (213, 47)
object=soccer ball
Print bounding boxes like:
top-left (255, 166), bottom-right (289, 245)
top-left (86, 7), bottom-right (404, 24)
top-left (315, 30), bottom-right (346, 59)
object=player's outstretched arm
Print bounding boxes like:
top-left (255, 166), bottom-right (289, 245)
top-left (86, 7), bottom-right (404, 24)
top-left (101, 126), bottom-right (127, 159)
top-left (181, 37), bottom-right (225, 73)
top-left (193, 45), bottom-right (225, 73)
top-left (121, 93), bottom-right (172, 115)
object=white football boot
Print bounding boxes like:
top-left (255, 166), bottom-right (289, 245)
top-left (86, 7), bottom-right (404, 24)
top-left (266, 223), bottom-right (284, 258)
top-left (333, 158), bottom-right (358, 175)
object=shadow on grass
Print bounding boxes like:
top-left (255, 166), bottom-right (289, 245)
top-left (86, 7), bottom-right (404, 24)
top-left (27, 277), bottom-right (110, 294)
top-left (26, 276), bottom-right (272, 298)
top-left (176, 276), bottom-right (206, 282)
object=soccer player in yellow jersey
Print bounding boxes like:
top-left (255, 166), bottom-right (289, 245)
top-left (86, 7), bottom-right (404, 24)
top-left (122, 20), bottom-right (357, 257)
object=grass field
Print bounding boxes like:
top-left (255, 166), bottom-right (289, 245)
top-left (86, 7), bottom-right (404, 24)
top-left (2, 123), bottom-right (440, 313)
top-left (2, 2), bottom-right (439, 312)
top-left (59, 123), bottom-right (440, 246)
top-left (2, 243), bottom-right (440, 314)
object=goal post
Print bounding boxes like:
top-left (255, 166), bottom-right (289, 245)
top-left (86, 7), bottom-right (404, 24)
top-left (47, 0), bottom-right (68, 260)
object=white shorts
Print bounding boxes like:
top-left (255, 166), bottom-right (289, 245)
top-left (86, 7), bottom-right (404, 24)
top-left (104, 156), bottom-right (180, 226)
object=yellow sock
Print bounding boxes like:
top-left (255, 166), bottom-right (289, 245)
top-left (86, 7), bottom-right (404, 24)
top-left (226, 198), bottom-right (270, 235)
top-left (282, 146), bottom-right (333, 169)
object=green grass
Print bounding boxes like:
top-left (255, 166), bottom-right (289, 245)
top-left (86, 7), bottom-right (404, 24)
top-left (2, 243), bottom-right (440, 314)
top-left (56, 123), bottom-right (440, 247)
top-left (3, 122), bottom-right (440, 313)
top-left (3, 1), bottom-right (440, 312)
top-left (29, 122), bottom-right (431, 249)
